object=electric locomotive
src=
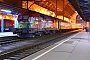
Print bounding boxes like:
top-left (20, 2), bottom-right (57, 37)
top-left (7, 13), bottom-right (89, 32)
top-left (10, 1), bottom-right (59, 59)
top-left (13, 11), bottom-right (58, 38)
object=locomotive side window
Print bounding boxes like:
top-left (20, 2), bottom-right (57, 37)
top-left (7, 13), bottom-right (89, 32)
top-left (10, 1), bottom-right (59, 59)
top-left (22, 15), bottom-right (29, 22)
top-left (23, 16), bottom-right (28, 19)
top-left (29, 17), bottom-right (37, 28)
top-left (19, 16), bottom-right (22, 19)
top-left (18, 16), bottom-right (22, 22)
top-left (18, 16), bottom-right (29, 22)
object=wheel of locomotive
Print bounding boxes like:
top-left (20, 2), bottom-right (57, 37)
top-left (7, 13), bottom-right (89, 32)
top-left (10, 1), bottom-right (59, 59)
top-left (50, 31), bottom-right (53, 34)
top-left (17, 34), bottom-right (24, 38)
top-left (32, 34), bottom-right (35, 38)
top-left (39, 33), bottom-right (42, 36)
top-left (53, 30), bottom-right (56, 34)
top-left (30, 34), bottom-right (35, 38)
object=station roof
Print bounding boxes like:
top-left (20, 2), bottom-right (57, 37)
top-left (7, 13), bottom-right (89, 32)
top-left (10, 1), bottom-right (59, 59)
top-left (0, 0), bottom-right (76, 19)
top-left (0, 1), bottom-right (28, 14)
top-left (1, 0), bottom-right (89, 22)
top-left (28, 0), bottom-right (75, 19)
top-left (0, 1), bottom-right (67, 23)
top-left (68, 0), bottom-right (90, 22)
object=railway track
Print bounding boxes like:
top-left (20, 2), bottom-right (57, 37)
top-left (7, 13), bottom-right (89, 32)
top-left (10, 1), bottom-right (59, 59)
top-left (0, 30), bottom-right (81, 60)
top-left (0, 36), bottom-right (25, 46)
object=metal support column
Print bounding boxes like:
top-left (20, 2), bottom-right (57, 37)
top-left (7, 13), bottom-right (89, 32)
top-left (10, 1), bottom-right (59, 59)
top-left (55, 0), bottom-right (58, 29)
top-left (63, 0), bottom-right (65, 21)
top-left (1, 13), bottom-right (4, 32)
top-left (14, 14), bottom-right (17, 28)
top-left (27, 0), bottom-right (28, 9)
top-left (56, 0), bottom-right (57, 17)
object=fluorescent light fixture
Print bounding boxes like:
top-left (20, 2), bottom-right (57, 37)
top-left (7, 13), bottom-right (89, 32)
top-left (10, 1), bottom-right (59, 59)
top-left (7, 14), bottom-right (12, 15)
top-left (1, 9), bottom-right (11, 13)
top-left (77, 24), bottom-right (81, 25)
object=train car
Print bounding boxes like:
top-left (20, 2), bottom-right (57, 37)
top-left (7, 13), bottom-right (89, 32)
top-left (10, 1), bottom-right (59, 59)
top-left (13, 11), bottom-right (58, 38)
top-left (0, 19), bottom-right (14, 32)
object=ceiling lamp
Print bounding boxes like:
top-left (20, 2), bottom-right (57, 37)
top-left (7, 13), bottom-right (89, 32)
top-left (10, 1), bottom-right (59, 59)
top-left (0, 9), bottom-right (11, 13)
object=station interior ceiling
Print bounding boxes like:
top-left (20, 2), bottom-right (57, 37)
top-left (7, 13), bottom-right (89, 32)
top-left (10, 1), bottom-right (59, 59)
top-left (0, 0), bottom-right (75, 17)
top-left (34, 0), bottom-right (90, 22)
top-left (0, 0), bottom-right (89, 23)
top-left (0, 0), bottom-right (77, 24)
top-left (24, 0), bottom-right (90, 22)
top-left (69, 0), bottom-right (90, 22)
top-left (32, 0), bottom-right (75, 19)
top-left (21, 0), bottom-right (78, 23)
top-left (0, 0), bottom-right (75, 18)
top-left (0, 0), bottom-right (89, 29)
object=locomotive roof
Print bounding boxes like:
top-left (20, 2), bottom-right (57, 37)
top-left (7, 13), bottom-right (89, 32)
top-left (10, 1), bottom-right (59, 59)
top-left (18, 12), bottom-right (40, 17)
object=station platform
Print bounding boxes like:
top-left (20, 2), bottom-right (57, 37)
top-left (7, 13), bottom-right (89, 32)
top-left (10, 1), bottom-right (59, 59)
top-left (22, 32), bottom-right (90, 60)
top-left (0, 32), bottom-right (17, 37)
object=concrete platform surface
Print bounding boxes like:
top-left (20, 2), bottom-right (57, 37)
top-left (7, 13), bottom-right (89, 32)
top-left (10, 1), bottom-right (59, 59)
top-left (22, 32), bottom-right (90, 60)
top-left (0, 32), bottom-right (17, 37)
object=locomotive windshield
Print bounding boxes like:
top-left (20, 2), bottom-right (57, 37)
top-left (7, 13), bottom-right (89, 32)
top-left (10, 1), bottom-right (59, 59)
top-left (17, 15), bottom-right (29, 28)
top-left (18, 15), bottom-right (29, 22)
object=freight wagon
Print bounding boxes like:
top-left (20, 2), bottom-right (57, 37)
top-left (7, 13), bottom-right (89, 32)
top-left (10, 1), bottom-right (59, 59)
top-left (0, 19), bottom-right (14, 32)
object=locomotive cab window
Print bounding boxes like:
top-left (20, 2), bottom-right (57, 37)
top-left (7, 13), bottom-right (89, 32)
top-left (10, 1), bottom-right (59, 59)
top-left (18, 16), bottom-right (22, 22)
top-left (18, 15), bottom-right (29, 22)
top-left (23, 15), bottom-right (29, 22)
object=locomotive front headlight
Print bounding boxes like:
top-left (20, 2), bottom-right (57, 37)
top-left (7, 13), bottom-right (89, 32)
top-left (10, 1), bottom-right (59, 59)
top-left (19, 24), bottom-right (23, 28)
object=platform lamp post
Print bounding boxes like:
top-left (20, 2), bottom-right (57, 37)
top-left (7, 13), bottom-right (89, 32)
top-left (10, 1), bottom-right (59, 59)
top-left (1, 13), bottom-right (4, 32)
top-left (0, 9), bottom-right (11, 32)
